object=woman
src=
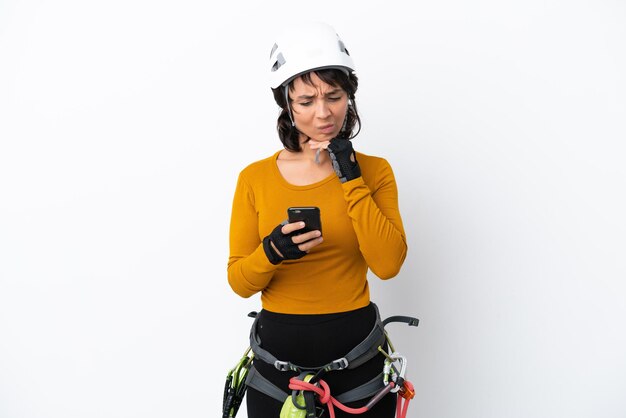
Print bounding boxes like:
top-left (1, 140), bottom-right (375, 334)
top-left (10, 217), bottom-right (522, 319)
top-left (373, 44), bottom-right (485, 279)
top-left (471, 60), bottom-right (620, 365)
top-left (227, 22), bottom-right (408, 417)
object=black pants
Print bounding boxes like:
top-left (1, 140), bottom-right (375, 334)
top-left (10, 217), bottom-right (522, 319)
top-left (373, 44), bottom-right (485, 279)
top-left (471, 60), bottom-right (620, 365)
top-left (246, 303), bottom-right (396, 418)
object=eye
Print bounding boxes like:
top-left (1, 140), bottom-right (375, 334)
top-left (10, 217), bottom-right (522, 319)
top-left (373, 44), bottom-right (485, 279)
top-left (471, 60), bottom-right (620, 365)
top-left (299, 101), bottom-right (312, 106)
top-left (328, 96), bottom-right (342, 102)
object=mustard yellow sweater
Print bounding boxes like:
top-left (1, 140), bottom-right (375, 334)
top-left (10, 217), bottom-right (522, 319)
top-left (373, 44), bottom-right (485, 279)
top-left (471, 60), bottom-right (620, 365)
top-left (227, 150), bottom-right (407, 314)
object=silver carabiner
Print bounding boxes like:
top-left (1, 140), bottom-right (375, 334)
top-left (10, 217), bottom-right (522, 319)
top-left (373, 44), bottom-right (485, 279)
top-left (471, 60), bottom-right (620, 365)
top-left (387, 352), bottom-right (407, 393)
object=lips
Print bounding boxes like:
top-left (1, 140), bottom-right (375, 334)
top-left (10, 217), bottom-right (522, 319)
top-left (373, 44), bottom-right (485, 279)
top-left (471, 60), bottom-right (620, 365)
top-left (319, 124), bottom-right (335, 133)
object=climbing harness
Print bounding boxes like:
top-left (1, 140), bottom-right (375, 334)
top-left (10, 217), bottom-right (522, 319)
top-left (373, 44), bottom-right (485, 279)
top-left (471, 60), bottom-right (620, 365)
top-left (222, 304), bottom-right (418, 417)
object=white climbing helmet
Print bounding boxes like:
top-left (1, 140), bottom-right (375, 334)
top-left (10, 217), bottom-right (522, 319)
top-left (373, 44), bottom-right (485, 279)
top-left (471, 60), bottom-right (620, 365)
top-left (268, 22), bottom-right (356, 89)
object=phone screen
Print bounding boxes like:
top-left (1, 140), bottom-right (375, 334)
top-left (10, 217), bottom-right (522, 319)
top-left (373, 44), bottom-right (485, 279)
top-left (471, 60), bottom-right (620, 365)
top-left (287, 206), bottom-right (322, 235)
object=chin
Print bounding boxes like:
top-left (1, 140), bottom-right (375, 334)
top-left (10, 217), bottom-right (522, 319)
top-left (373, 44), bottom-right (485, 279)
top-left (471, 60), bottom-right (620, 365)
top-left (316, 132), bottom-right (339, 141)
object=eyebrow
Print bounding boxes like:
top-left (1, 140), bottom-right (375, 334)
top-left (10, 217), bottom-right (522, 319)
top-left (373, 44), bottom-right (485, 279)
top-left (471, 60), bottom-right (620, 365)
top-left (296, 89), bottom-right (343, 99)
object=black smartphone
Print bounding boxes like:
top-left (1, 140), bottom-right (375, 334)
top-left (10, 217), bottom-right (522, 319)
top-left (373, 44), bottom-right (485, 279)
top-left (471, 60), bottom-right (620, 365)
top-left (287, 206), bottom-right (322, 235)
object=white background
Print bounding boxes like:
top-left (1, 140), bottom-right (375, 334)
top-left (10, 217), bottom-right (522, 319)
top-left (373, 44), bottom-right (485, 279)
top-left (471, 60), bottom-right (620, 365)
top-left (1, 1), bottom-right (625, 417)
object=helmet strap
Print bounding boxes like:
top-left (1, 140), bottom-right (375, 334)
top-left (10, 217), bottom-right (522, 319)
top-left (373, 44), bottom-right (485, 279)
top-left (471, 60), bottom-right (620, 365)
top-left (284, 85), bottom-right (296, 127)
top-left (340, 100), bottom-right (352, 133)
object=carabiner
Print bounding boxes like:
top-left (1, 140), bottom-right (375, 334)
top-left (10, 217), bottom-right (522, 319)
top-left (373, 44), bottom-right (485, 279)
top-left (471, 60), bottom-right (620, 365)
top-left (385, 353), bottom-right (407, 393)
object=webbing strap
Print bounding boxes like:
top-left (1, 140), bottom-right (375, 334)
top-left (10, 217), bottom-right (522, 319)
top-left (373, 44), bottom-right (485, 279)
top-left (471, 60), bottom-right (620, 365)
top-left (383, 315), bottom-right (420, 328)
top-left (250, 304), bottom-right (400, 372)
top-left (244, 365), bottom-right (286, 403)
top-left (334, 371), bottom-right (386, 403)
top-left (245, 305), bottom-right (419, 409)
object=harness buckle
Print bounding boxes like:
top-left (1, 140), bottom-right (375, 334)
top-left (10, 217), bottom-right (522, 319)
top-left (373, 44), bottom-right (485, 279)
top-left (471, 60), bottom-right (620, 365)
top-left (326, 357), bottom-right (349, 371)
top-left (274, 361), bottom-right (293, 372)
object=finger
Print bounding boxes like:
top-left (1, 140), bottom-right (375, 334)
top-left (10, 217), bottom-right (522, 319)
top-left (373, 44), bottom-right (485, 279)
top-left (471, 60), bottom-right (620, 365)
top-left (308, 140), bottom-right (330, 150)
top-left (291, 230), bottom-right (322, 244)
top-left (298, 236), bottom-right (324, 252)
top-left (281, 221), bottom-right (305, 235)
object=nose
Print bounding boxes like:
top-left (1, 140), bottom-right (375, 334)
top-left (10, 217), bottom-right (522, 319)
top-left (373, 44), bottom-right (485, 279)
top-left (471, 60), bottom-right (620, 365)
top-left (315, 100), bottom-right (331, 119)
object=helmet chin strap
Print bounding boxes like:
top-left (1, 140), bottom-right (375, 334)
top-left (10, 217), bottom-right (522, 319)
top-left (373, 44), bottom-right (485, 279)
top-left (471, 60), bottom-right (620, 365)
top-left (314, 148), bottom-right (323, 165)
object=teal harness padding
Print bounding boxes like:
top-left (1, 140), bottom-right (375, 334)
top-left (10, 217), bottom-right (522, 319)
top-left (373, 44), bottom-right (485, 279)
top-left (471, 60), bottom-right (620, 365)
top-left (245, 303), bottom-right (419, 406)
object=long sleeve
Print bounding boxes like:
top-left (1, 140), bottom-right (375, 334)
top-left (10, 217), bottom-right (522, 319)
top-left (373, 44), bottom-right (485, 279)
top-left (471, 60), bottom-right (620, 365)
top-left (225, 151), bottom-right (407, 314)
top-left (227, 173), bottom-right (278, 298)
top-left (341, 157), bottom-right (407, 279)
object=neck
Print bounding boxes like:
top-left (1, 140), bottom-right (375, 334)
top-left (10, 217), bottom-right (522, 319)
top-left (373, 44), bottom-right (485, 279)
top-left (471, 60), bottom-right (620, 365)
top-left (301, 139), bottom-right (328, 164)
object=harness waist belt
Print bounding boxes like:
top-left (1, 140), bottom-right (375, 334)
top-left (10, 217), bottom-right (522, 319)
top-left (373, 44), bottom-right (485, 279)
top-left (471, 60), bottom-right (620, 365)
top-left (246, 303), bottom-right (419, 404)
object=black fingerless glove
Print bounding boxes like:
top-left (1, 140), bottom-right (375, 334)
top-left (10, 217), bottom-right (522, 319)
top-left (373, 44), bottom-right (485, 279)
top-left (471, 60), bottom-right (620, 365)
top-left (327, 138), bottom-right (361, 183)
top-left (262, 223), bottom-right (307, 265)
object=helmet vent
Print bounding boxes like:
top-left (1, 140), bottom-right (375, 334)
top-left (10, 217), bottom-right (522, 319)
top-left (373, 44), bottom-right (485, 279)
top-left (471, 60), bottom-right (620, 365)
top-left (271, 52), bottom-right (286, 72)
top-left (270, 43), bottom-right (278, 58)
top-left (338, 40), bottom-right (350, 56)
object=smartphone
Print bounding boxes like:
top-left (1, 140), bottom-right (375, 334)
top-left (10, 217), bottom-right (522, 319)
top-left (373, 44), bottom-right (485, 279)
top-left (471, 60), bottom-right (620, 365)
top-left (287, 206), bottom-right (322, 235)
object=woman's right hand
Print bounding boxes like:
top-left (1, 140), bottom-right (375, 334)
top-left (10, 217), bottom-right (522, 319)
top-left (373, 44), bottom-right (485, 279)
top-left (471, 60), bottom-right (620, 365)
top-left (274, 221), bottom-right (323, 255)
top-left (263, 221), bottom-right (323, 265)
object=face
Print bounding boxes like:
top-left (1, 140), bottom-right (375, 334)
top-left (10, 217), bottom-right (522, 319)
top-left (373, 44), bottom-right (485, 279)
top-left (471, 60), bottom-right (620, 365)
top-left (288, 72), bottom-right (349, 143)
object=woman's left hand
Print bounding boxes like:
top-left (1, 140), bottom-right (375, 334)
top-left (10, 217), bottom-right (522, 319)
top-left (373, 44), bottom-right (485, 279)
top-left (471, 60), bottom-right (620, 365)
top-left (311, 138), bottom-right (361, 183)
top-left (307, 139), bottom-right (330, 151)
